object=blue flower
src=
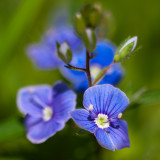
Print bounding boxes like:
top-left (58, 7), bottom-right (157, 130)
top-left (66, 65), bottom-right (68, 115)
top-left (61, 40), bottom-right (124, 92)
top-left (27, 26), bottom-right (82, 70)
top-left (71, 84), bottom-right (130, 151)
top-left (17, 81), bottom-right (76, 143)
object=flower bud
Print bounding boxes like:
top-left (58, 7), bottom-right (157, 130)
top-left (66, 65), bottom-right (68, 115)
top-left (56, 41), bottom-right (72, 64)
top-left (80, 4), bottom-right (102, 29)
top-left (83, 28), bottom-right (97, 52)
top-left (74, 12), bottom-right (86, 37)
top-left (114, 36), bottom-right (137, 62)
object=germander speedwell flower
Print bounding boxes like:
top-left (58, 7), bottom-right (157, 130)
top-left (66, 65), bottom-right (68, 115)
top-left (17, 81), bottom-right (76, 143)
top-left (27, 26), bottom-right (81, 70)
top-left (71, 84), bottom-right (130, 151)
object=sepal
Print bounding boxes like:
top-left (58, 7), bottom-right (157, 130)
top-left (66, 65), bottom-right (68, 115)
top-left (83, 28), bottom-right (97, 52)
top-left (56, 41), bottom-right (72, 64)
top-left (114, 36), bottom-right (137, 62)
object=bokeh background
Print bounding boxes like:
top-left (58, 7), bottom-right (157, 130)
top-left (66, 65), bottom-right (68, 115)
top-left (0, 0), bottom-right (160, 159)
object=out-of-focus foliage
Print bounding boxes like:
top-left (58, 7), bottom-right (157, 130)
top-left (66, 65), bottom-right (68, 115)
top-left (0, 0), bottom-right (160, 159)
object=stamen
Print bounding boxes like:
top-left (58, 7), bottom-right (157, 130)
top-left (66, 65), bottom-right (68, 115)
top-left (88, 104), bottom-right (97, 120)
top-left (118, 113), bottom-right (123, 119)
top-left (89, 104), bottom-right (93, 111)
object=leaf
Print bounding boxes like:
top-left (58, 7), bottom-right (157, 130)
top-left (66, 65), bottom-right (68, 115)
top-left (134, 90), bottom-right (160, 105)
top-left (127, 89), bottom-right (160, 111)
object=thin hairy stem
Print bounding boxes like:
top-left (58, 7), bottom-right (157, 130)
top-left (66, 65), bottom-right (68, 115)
top-left (92, 61), bottom-right (115, 86)
top-left (65, 64), bottom-right (86, 72)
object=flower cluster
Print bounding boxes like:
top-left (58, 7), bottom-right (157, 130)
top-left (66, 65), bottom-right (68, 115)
top-left (17, 4), bottom-right (138, 151)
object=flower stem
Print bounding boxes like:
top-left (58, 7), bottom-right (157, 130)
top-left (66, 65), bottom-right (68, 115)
top-left (65, 64), bottom-right (86, 72)
top-left (92, 61), bottom-right (115, 86)
top-left (65, 50), bottom-right (92, 87)
top-left (86, 50), bottom-right (92, 87)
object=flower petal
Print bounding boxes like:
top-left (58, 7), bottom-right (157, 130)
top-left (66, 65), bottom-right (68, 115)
top-left (27, 44), bottom-right (61, 70)
top-left (25, 115), bottom-right (64, 144)
top-left (107, 120), bottom-right (130, 150)
top-left (44, 26), bottom-right (82, 52)
top-left (83, 84), bottom-right (129, 117)
top-left (52, 81), bottom-right (77, 123)
top-left (94, 128), bottom-right (115, 151)
top-left (70, 109), bottom-right (97, 133)
top-left (91, 40), bottom-right (115, 67)
top-left (17, 85), bottom-right (52, 117)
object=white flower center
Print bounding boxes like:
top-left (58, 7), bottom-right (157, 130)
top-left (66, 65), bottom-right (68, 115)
top-left (43, 107), bottom-right (53, 121)
top-left (94, 113), bottom-right (110, 129)
top-left (90, 65), bottom-right (101, 79)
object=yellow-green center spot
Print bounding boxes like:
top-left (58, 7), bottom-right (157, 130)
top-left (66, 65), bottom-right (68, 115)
top-left (90, 65), bottom-right (101, 79)
top-left (43, 107), bottom-right (53, 121)
top-left (94, 113), bottom-right (110, 129)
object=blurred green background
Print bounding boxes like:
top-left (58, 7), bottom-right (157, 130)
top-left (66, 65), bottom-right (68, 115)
top-left (0, 0), bottom-right (160, 159)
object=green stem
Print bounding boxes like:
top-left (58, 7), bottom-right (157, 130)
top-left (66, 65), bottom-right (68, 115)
top-left (92, 61), bottom-right (115, 86)
top-left (65, 64), bottom-right (86, 72)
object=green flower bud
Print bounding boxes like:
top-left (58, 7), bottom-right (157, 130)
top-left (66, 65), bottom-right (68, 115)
top-left (74, 13), bottom-right (86, 37)
top-left (56, 41), bottom-right (72, 64)
top-left (83, 28), bottom-right (97, 52)
top-left (80, 3), bottom-right (102, 29)
top-left (114, 36), bottom-right (138, 62)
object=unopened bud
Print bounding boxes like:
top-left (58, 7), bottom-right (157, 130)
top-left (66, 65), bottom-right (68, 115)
top-left (114, 36), bottom-right (138, 62)
top-left (56, 41), bottom-right (72, 64)
top-left (80, 4), bottom-right (102, 29)
top-left (83, 28), bottom-right (97, 52)
top-left (74, 12), bottom-right (86, 36)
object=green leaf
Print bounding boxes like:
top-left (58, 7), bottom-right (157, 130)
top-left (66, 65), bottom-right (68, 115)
top-left (133, 89), bottom-right (160, 105)
top-left (127, 89), bottom-right (160, 111)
